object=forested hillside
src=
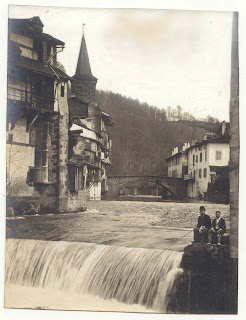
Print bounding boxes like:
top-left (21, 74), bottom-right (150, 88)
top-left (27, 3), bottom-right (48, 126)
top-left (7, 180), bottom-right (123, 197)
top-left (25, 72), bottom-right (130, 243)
top-left (96, 90), bottom-right (220, 176)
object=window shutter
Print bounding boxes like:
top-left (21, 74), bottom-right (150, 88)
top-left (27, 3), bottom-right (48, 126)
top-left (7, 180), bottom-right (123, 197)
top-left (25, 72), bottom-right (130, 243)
top-left (68, 166), bottom-right (76, 191)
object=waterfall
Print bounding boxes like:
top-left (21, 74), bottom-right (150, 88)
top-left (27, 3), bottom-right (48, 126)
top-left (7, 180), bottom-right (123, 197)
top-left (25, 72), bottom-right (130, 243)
top-left (5, 239), bottom-right (189, 312)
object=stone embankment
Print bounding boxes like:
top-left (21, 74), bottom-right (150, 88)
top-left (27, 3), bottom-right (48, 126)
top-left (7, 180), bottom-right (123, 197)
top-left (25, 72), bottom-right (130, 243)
top-left (181, 242), bottom-right (230, 314)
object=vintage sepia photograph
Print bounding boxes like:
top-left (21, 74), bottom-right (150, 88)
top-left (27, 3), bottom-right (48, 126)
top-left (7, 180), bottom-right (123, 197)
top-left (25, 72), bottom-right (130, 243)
top-left (4, 5), bottom-right (239, 315)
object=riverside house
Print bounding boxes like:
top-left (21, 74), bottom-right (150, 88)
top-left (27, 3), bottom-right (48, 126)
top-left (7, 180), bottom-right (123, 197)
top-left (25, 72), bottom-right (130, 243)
top-left (166, 121), bottom-right (230, 202)
top-left (7, 16), bottom-right (113, 215)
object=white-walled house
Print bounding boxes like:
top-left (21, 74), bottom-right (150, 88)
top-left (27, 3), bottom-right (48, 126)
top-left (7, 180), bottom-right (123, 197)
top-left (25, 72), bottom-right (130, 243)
top-left (167, 143), bottom-right (190, 178)
top-left (187, 135), bottom-right (229, 200)
top-left (166, 122), bottom-right (230, 202)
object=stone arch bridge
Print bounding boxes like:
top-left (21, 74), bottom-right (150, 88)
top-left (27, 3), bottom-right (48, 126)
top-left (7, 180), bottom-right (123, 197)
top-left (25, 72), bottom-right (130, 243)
top-left (106, 175), bottom-right (187, 199)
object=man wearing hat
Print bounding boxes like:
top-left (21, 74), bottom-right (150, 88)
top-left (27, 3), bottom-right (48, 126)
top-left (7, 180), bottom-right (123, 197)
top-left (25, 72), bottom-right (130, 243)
top-left (194, 206), bottom-right (211, 243)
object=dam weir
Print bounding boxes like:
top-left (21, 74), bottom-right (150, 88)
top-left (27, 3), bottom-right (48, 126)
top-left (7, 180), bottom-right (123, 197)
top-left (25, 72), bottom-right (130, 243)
top-left (5, 239), bottom-right (190, 313)
top-left (5, 239), bottom-right (230, 313)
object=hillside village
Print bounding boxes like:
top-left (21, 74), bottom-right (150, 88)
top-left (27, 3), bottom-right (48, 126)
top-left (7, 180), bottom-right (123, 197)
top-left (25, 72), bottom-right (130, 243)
top-left (7, 16), bottom-right (231, 215)
top-left (5, 10), bottom-right (239, 316)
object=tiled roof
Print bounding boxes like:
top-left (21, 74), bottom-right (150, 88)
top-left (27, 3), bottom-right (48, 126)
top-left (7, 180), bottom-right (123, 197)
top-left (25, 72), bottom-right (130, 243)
top-left (9, 56), bottom-right (72, 80)
top-left (166, 134), bottom-right (229, 161)
top-left (34, 33), bottom-right (65, 45)
top-left (203, 135), bottom-right (229, 144)
top-left (9, 17), bottom-right (64, 45)
top-left (99, 110), bottom-right (114, 126)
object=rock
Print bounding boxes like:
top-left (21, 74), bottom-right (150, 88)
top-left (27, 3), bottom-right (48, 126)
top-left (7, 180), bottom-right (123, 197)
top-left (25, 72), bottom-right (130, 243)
top-left (181, 242), bottom-right (230, 314)
top-left (182, 242), bottom-right (229, 271)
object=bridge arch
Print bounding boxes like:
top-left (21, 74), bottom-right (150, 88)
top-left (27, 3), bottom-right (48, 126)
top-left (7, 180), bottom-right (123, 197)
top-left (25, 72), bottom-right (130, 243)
top-left (106, 175), bottom-right (186, 200)
top-left (120, 180), bottom-right (174, 198)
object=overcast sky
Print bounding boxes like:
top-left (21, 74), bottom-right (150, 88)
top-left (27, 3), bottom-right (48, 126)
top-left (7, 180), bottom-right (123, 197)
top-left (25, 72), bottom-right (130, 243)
top-left (9, 6), bottom-right (233, 121)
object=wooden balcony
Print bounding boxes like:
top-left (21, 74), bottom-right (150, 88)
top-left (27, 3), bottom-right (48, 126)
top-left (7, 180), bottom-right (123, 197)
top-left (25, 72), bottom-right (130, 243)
top-left (7, 85), bottom-right (54, 112)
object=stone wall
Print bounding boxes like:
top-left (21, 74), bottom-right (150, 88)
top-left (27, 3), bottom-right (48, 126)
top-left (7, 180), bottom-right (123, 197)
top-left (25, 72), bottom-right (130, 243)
top-left (71, 79), bottom-right (99, 133)
top-left (68, 189), bottom-right (87, 212)
top-left (72, 79), bottom-right (96, 103)
top-left (106, 175), bottom-right (187, 199)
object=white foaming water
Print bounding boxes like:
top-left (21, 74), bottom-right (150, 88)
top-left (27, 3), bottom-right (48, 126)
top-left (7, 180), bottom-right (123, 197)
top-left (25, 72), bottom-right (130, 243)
top-left (5, 239), bottom-right (186, 312)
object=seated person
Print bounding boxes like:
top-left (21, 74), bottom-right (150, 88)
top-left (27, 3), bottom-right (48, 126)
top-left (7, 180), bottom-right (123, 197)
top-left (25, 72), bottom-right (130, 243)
top-left (208, 211), bottom-right (226, 245)
top-left (194, 206), bottom-right (211, 243)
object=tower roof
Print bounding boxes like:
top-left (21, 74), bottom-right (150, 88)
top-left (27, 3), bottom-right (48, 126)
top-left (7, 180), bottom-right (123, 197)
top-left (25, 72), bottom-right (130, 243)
top-left (74, 33), bottom-right (97, 81)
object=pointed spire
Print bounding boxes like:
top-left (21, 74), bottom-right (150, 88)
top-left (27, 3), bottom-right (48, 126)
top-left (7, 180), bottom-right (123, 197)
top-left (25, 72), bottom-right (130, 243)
top-left (74, 24), bottom-right (96, 80)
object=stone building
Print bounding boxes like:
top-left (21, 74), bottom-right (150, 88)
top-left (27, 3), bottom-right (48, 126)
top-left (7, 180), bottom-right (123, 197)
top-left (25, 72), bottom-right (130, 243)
top-left (68, 31), bottom-right (113, 200)
top-left (7, 16), bottom-right (72, 213)
top-left (166, 121), bottom-right (230, 202)
top-left (6, 16), bottom-right (113, 214)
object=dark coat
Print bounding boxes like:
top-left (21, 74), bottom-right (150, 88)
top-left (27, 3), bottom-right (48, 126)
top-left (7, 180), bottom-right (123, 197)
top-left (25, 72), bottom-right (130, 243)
top-left (197, 214), bottom-right (211, 229)
top-left (211, 217), bottom-right (226, 231)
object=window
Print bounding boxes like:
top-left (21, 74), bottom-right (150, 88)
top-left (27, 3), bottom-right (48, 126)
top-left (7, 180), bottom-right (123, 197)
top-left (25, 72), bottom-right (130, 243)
top-left (29, 125), bottom-right (36, 146)
top-left (216, 151), bottom-right (222, 160)
top-left (196, 155), bottom-right (198, 163)
top-left (204, 168), bottom-right (207, 178)
top-left (199, 145), bottom-right (202, 151)
top-left (194, 170), bottom-right (196, 179)
top-left (73, 117), bottom-right (80, 125)
top-left (69, 166), bottom-right (84, 191)
top-left (199, 169), bottom-right (202, 179)
top-left (200, 153), bottom-right (202, 162)
top-left (61, 84), bottom-right (65, 97)
top-left (34, 119), bottom-right (49, 183)
top-left (193, 155), bottom-right (195, 164)
top-left (205, 151), bottom-right (207, 161)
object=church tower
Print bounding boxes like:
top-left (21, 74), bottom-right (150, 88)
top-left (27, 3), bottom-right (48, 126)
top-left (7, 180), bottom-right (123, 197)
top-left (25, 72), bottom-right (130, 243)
top-left (71, 29), bottom-right (99, 132)
top-left (72, 30), bottom-right (97, 102)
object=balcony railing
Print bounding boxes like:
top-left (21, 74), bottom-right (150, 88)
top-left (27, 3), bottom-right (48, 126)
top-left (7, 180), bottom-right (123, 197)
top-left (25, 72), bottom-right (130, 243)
top-left (7, 86), bottom-right (54, 111)
top-left (184, 174), bottom-right (195, 180)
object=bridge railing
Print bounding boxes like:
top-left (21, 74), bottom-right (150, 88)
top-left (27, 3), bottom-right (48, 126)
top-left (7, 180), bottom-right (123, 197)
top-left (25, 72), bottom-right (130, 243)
top-left (108, 175), bottom-right (185, 180)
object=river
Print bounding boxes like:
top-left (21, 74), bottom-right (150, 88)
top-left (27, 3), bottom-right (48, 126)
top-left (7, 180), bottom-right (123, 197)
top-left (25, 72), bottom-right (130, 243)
top-left (6, 200), bottom-right (229, 251)
top-left (5, 200), bottom-right (230, 313)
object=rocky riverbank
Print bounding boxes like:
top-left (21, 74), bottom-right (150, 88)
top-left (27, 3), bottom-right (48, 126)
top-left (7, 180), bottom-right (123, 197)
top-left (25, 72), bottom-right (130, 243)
top-left (181, 243), bottom-right (230, 314)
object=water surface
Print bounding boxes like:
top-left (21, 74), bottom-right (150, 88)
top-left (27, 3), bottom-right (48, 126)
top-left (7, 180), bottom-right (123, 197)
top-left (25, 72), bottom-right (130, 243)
top-left (6, 200), bottom-right (229, 251)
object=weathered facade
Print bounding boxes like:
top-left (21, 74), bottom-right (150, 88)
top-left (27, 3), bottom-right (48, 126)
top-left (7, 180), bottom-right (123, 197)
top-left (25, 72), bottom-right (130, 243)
top-left (166, 121), bottom-right (230, 202)
top-left (7, 17), bottom-right (73, 214)
top-left (167, 144), bottom-right (189, 178)
top-left (68, 31), bottom-right (113, 200)
top-left (6, 17), bottom-right (113, 214)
